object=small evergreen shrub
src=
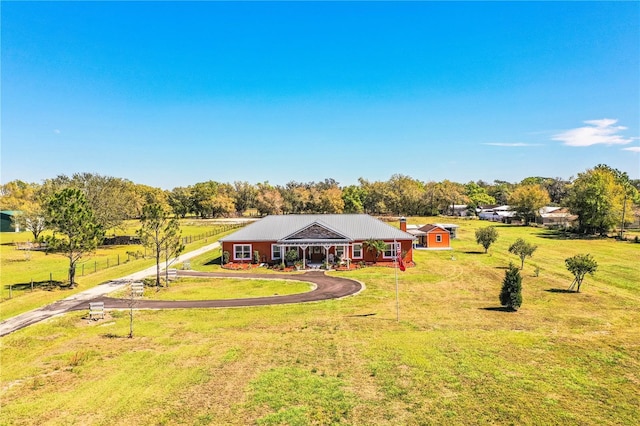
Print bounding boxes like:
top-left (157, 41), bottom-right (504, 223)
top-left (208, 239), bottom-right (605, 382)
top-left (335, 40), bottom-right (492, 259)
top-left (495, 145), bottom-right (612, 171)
top-left (222, 251), bottom-right (230, 265)
top-left (500, 263), bottom-right (522, 311)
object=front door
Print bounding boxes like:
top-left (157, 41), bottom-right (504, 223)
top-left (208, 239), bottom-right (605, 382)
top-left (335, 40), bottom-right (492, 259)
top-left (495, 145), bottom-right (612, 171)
top-left (310, 246), bottom-right (323, 262)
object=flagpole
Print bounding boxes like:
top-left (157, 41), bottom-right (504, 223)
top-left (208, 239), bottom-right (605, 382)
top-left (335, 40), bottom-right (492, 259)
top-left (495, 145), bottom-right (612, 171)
top-left (395, 239), bottom-right (400, 322)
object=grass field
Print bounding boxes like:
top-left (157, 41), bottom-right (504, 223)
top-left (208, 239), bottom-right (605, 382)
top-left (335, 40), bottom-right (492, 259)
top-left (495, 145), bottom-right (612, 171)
top-left (0, 220), bottom-right (241, 320)
top-left (1, 218), bottom-right (638, 425)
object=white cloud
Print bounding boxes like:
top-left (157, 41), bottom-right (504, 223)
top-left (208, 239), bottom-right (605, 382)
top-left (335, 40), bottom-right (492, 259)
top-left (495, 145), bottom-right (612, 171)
top-left (53, 129), bottom-right (61, 134)
top-left (622, 146), bottom-right (640, 153)
top-left (482, 142), bottom-right (539, 147)
top-left (552, 119), bottom-right (634, 147)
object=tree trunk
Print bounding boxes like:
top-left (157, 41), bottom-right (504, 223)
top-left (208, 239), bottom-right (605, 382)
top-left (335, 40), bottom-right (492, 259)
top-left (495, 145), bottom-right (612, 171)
top-left (69, 263), bottom-right (76, 287)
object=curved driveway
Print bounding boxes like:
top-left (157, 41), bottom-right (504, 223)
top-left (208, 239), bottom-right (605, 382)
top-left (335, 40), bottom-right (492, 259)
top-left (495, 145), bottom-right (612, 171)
top-left (71, 270), bottom-right (363, 310)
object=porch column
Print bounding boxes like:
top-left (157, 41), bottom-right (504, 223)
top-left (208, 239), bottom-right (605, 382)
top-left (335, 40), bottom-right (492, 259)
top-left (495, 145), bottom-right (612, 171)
top-left (300, 245), bottom-right (308, 269)
top-left (323, 244), bottom-right (332, 266)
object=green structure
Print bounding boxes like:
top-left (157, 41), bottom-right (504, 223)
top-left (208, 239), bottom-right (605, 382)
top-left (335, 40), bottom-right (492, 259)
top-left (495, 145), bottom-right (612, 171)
top-left (1, 211), bottom-right (21, 232)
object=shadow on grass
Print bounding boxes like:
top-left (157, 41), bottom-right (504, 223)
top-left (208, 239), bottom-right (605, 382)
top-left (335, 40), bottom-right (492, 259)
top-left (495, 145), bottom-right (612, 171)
top-left (480, 307), bottom-right (516, 312)
top-left (346, 313), bottom-right (377, 317)
top-left (494, 266), bottom-right (509, 270)
top-left (4, 280), bottom-right (67, 291)
top-left (101, 333), bottom-right (131, 339)
top-left (464, 250), bottom-right (485, 255)
top-left (204, 255), bottom-right (223, 266)
top-left (535, 229), bottom-right (604, 241)
top-left (545, 288), bottom-right (577, 293)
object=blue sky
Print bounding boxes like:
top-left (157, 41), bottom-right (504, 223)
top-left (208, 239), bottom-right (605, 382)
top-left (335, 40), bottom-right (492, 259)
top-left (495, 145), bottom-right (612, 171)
top-left (2, 1), bottom-right (638, 189)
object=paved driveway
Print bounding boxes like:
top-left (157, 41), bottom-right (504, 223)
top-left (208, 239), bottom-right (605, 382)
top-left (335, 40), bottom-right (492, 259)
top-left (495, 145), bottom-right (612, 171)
top-left (85, 270), bottom-right (363, 309)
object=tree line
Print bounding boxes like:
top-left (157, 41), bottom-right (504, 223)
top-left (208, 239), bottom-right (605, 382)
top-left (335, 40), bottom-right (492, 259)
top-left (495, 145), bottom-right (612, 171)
top-left (1, 164), bottom-right (638, 237)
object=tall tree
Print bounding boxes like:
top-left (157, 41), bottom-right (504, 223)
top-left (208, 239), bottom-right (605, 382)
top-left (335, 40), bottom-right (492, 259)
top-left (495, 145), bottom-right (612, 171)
top-left (320, 187), bottom-right (345, 213)
top-left (465, 182), bottom-right (496, 213)
top-left (41, 173), bottom-right (136, 231)
top-left (168, 186), bottom-right (193, 218)
top-left (44, 188), bottom-right (104, 287)
top-left (233, 181), bottom-right (257, 215)
top-left (508, 184), bottom-right (550, 225)
top-left (138, 203), bottom-right (183, 288)
top-left (254, 182), bottom-right (284, 215)
top-left (342, 185), bottom-right (365, 213)
top-left (567, 166), bottom-right (629, 234)
top-left (508, 238), bottom-right (537, 270)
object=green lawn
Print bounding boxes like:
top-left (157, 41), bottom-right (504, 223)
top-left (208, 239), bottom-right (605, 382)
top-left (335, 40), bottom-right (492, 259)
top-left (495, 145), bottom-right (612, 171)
top-left (1, 219), bottom-right (638, 425)
top-left (111, 278), bottom-right (312, 300)
top-left (0, 221), bottom-right (240, 320)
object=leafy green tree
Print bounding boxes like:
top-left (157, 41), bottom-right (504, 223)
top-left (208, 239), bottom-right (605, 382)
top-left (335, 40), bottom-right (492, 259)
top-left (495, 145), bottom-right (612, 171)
top-left (508, 184), bottom-right (550, 225)
top-left (488, 180), bottom-right (514, 206)
top-left (500, 263), bottom-right (522, 311)
top-left (567, 166), bottom-right (631, 235)
top-left (44, 188), bottom-right (104, 287)
top-left (508, 238), bottom-right (537, 270)
top-left (465, 182), bottom-right (496, 213)
top-left (475, 226), bottom-right (499, 253)
top-left (1, 180), bottom-right (47, 240)
top-left (363, 238), bottom-right (387, 264)
top-left (233, 181), bottom-right (257, 215)
top-left (167, 186), bottom-right (193, 218)
top-left (342, 185), bottom-right (365, 213)
top-left (138, 203), bottom-right (184, 288)
top-left (41, 173), bottom-right (136, 231)
top-left (566, 254), bottom-right (598, 292)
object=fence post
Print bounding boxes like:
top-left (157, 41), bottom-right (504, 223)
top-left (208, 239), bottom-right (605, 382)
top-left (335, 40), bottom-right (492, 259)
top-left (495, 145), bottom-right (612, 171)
top-left (31, 278), bottom-right (34, 292)
top-left (9, 284), bottom-right (13, 299)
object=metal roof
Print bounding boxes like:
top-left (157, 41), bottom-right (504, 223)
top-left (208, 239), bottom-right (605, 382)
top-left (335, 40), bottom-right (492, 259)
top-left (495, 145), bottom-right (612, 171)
top-left (219, 214), bottom-right (416, 243)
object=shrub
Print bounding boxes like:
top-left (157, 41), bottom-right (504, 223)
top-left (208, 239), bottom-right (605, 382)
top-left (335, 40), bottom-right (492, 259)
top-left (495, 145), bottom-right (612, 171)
top-left (253, 250), bottom-right (260, 264)
top-left (285, 249), bottom-right (299, 264)
top-left (222, 251), bottom-right (230, 265)
top-left (500, 263), bottom-right (522, 311)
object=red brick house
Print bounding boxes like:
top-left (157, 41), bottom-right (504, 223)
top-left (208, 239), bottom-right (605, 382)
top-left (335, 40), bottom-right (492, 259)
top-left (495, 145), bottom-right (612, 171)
top-left (219, 214), bottom-right (416, 267)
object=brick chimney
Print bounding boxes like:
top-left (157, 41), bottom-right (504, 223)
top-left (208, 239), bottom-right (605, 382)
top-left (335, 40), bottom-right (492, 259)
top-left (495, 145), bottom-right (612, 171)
top-left (399, 216), bottom-right (407, 232)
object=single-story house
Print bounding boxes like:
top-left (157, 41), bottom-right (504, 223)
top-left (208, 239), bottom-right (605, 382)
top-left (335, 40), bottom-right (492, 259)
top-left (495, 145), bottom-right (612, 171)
top-left (433, 223), bottom-right (459, 239)
top-left (538, 207), bottom-right (578, 227)
top-left (0, 211), bottom-right (21, 232)
top-left (219, 214), bottom-right (416, 266)
top-left (415, 224), bottom-right (452, 250)
top-left (479, 205), bottom-right (518, 223)
top-left (448, 204), bottom-right (470, 217)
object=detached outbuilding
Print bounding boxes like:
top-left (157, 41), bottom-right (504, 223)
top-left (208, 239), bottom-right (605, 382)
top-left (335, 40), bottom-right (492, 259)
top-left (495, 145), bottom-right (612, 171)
top-left (0, 211), bottom-right (21, 233)
top-left (415, 224), bottom-right (452, 250)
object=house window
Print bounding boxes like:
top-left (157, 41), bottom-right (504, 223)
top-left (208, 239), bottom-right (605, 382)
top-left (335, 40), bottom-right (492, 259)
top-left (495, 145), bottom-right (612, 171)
top-left (234, 244), bottom-right (252, 261)
top-left (271, 244), bottom-right (282, 260)
top-left (383, 242), bottom-right (399, 259)
top-left (436, 235), bottom-right (442, 243)
top-left (352, 243), bottom-right (363, 259)
top-left (336, 246), bottom-right (345, 259)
